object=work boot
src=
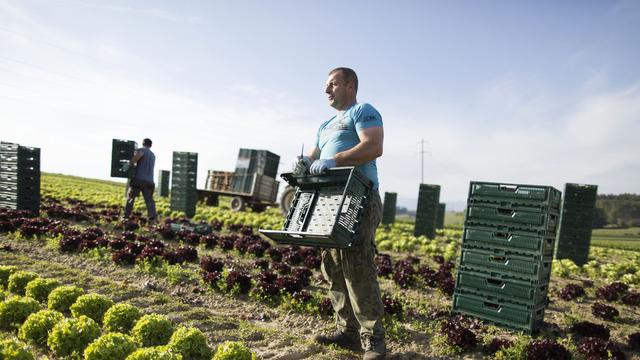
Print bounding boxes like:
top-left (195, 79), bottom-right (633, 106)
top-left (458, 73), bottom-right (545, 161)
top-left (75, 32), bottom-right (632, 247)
top-left (313, 329), bottom-right (360, 350)
top-left (362, 335), bottom-right (386, 360)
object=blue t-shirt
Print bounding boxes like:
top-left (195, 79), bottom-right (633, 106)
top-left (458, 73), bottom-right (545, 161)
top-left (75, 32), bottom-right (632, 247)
top-left (134, 147), bottom-right (155, 184)
top-left (316, 103), bottom-right (383, 190)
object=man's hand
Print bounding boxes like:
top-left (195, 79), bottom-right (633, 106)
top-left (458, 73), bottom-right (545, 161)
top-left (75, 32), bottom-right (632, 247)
top-left (309, 159), bottom-right (336, 175)
top-left (292, 156), bottom-right (313, 176)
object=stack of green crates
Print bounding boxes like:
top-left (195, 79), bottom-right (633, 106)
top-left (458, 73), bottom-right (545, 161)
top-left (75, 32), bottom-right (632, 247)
top-left (111, 139), bottom-right (136, 178)
top-left (453, 181), bottom-right (561, 333)
top-left (171, 152), bottom-right (198, 218)
top-left (232, 148), bottom-right (280, 193)
top-left (436, 203), bottom-right (446, 229)
top-left (381, 192), bottom-right (397, 225)
top-left (234, 148), bottom-right (280, 177)
top-left (0, 142), bottom-right (40, 214)
top-left (414, 184), bottom-right (440, 238)
top-left (157, 170), bottom-right (170, 197)
top-left (555, 183), bottom-right (598, 266)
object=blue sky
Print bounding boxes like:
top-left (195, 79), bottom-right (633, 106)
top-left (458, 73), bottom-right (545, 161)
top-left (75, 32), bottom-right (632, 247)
top-left (1, 0), bottom-right (639, 210)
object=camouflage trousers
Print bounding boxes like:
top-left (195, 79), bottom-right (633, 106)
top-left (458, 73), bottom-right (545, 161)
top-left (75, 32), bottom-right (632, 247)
top-left (321, 190), bottom-right (384, 338)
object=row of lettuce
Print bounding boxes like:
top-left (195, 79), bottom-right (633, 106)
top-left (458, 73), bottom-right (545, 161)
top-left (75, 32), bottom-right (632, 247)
top-left (0, 265), bottom-right (256, 360)
top-left (552, 247), bottom-right (640, 286)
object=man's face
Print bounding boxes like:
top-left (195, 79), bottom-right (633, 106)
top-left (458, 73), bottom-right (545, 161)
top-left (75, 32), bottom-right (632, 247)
top-left (325, 72), bottom-right (352, 110)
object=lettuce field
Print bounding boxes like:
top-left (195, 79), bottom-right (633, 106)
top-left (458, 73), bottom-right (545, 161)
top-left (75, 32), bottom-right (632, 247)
top-left (1, 173), bottom-right (639, 359)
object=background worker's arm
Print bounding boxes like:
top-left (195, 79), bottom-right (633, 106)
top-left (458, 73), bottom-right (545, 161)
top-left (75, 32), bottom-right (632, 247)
top-left (130, 149), bottom-right (144, 165)
top-left (333, 126), bottom-right (384, 166)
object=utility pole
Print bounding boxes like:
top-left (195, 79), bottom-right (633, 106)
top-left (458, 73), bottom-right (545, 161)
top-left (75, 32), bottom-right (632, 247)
top-left (417, 139), bottom-right (430, 184)
top-left (421, 139), bottom-right (424, 184)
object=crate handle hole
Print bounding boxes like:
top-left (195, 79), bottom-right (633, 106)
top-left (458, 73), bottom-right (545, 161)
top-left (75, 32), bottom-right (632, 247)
top-left (483, 302), bottom-right (501, 311)
top-left (495, 232), bottom-right (510, 239)
top-left (487, 278), bottom-right (504, 287)
top-left (490, 255), bottom-right (507, 263)
top-left (499, 185), bottom-right (517, 192)
top-left (496, 208), bottom-right (514, 215)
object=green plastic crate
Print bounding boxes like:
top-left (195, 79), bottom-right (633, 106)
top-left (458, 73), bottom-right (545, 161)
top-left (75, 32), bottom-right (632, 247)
top-left (171, 175), bottom-right (197, 184)
top-left (173, 154), bottom-right (198, 160)
top-left (414, 184), bottom-right (440, 238)
top-left (381, 192), bottom-right (397, 225)
top-left (0, 143), bottom-right (40, 214)
top-left (110, 139), bottom-right (136, 178)
top-left (170, 151), bottom-right (198, 217)
top-left (259, 167), bottom-right (372, 249)
top-left (0, 183), bottom-right (39, 193)
top-left (0, 163), bottom-right (39, 174)
top-left (157, 170), bottom-right (170, 197)
top-left (455, 269), bottom-right (548, 306)
top-left (435, 203), bottom-right (446, 229)
top-left (459, 248), bottom-right (552, 282)
top-left (0, 172), bottom-right (39, 184)
top-left (452, 291), bottom-right (545, 333)
top-left (555, 183), bottom-right (597, 266)
top-left (462, 226), bottom-right (555, 257)
top-left (466, 203), bottom-right (559, 230)
top-left (469, 182), bottom-right (561, 209)
top-left (235, 148), bottom-right (280, 178)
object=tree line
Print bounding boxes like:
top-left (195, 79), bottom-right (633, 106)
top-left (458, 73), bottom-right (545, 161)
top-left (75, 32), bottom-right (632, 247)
top-left (592, 194), bottom-right (640, 228)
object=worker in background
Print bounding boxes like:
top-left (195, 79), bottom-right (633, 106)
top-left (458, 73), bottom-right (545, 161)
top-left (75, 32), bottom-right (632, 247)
top-left (123, 138), bottom-right (157, 224)
top-left (294, 67), bottom-right (386, 360)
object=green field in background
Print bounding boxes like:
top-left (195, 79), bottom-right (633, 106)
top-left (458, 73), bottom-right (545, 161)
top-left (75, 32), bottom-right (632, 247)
top-left (445, 211), bottom-right (465, 228)
top-left (591, 227), bottom-right (640, 251)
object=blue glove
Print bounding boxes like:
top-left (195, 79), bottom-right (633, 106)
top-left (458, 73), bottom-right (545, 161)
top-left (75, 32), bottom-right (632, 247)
top-left (309, 159), bottom-right (336, 175)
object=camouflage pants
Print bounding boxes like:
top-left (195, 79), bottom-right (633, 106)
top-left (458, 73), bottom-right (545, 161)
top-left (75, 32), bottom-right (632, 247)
top-left (321, 190), bottom-right (384, 338)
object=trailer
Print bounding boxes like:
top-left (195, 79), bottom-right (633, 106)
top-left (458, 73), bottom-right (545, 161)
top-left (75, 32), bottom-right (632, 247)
top-left (197, 170), bottom-right (279, 212)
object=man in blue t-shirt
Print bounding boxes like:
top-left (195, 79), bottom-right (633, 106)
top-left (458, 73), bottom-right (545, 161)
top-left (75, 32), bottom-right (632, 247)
top-left (295, 68), bottom-right (386, 359)
top-left (123, 138), bottom-right (157, 223)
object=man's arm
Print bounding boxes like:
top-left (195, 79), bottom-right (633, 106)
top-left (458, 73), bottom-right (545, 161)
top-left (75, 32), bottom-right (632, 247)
top-left (130, 149), bottom-right (144, 165)
top-left (333, 126), bottom-right (384, 166)
top-left (307, 146), bottom-right (321, 161)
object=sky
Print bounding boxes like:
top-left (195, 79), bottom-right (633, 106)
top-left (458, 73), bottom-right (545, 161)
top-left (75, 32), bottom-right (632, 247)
top-left (1, 0), bottom-right (639, 211)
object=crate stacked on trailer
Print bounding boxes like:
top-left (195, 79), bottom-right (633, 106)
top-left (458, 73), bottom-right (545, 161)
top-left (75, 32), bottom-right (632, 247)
top-left (232, 148), bottom-right (280, 193)
top-left (452, 181), bottom-right (561, 333)
top-left (414, 184), bottom-right (440, 238)
top-left (259, 167), bottom-right (373, 248)
top-left (157, 170), bottom-right (170, 197)
top-left (436, 203), bottom-right (446, 229)
top-left (381, 192), bottom-right (397, 225)
top-left (0, 142), bottom-right (40, 214)
top-left (171, 152), bottom-right (198, 218)
top-left (201, 148), bottom-right (280, 212)
top-left (555, 183), bottom-right (598, 266)
top-left (110, 139), bottom-right (136, 178)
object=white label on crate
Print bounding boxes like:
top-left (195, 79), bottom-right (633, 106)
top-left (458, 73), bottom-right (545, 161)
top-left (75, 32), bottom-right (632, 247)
top-left (342, 196), bottom-right (351, 213)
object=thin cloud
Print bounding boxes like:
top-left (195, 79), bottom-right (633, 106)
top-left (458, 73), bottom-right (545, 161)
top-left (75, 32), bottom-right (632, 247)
top-left (70, 1), bottom-right (202, 24)
top-left (378, 77), bottom-right (640, 209)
